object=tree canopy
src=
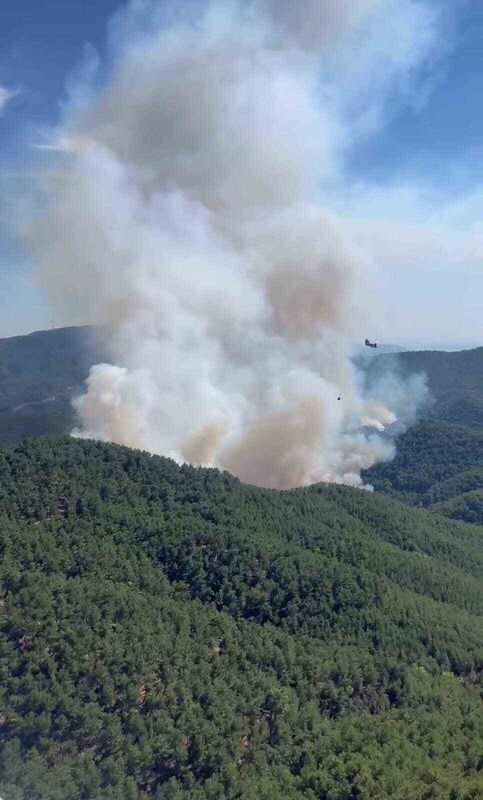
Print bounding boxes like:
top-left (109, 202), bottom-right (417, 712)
top-left (0, 437), bottom-right (481, 799)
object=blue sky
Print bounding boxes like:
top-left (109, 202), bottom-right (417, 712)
top-left (348, 4), bottom-right (483, 192)
top-left (0, 0), bottom-right (482, 347)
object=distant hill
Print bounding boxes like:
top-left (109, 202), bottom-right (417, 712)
top-left (353, 343), bottom-right (410, 356)
top-left (0, 326), bottom-right (106, 444)
top-left (362, 420), bottom-right (483, 523)
top-left (363, 347), bottom-right (483, 523)
top-left (0, 436), bottom-right (481, 799)
top-left (363, 346), bottom-right (483, 429)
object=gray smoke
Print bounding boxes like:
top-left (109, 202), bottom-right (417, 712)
top-left (27, 0), bottom-right (436, 488)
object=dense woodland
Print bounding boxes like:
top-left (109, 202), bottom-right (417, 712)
top-left (362, 348), bottom-right (483, 523)
top-left (363, 421), bottom-right (483, 524)
top-left (0, 437), bottom-right (481, 799)
top-left (0, 331), bottom-right (481, 797)
top-left (0, 326), bottom-right (106, 445)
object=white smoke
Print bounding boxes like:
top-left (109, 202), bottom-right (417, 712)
top-left (28, 0), bottom-right (437, 489)
top-left (363, 367), bottom-right (430, 434)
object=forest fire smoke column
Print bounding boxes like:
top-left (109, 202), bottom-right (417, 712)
top-left (30, 0), bottom-right (432, 488)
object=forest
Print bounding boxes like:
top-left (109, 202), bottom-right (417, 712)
top-left (363, 421), bottom-right (483, 524)
top-left (362, 347), bottom-right (483, 523)
top-left (0, 437), bottom-right (481, 799)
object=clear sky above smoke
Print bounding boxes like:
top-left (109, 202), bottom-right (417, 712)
top-left (0, 0), bottom-right (482, 348)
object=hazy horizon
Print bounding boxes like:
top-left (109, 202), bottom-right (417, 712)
top-left (1, 321), bottom-right (480, 355)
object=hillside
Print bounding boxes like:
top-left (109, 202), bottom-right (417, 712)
top-left (363, 347), bottom-right (483, 429)
top-left (0, 326), bottom-right (106, 445)
top-left (363, 421), bottom-right (483, 523)
top-left (362, 347), bottom-right (483, 523)
top-left (0, 437), bottom-right (481, 799)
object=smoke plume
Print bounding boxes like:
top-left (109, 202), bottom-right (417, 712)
top-left (28, 0), bottom-right (435, 489)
